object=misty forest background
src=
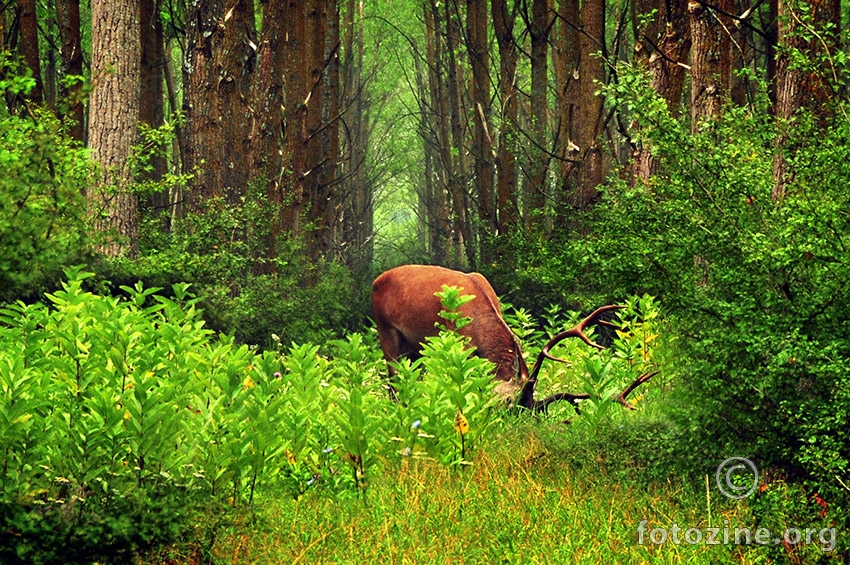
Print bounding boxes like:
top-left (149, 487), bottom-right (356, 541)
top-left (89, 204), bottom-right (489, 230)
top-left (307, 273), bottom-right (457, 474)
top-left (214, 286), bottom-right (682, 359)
top-left (2, 0), bottom-right (850, 562)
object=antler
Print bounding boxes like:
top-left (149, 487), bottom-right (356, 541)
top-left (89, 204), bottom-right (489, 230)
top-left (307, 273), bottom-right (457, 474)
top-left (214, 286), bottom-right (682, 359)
top-left (530, 370), bottom-right (660, 413)
top-left (516, 304), bottom-right (660, 413)
top-left (517, 304), bottom-right (623, 409)
top-left (527, 304), bottom-right (624, 382)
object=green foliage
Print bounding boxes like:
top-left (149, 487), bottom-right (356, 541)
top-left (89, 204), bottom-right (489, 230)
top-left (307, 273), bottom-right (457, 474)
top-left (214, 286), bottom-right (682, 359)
top-left (0, 270), bottom-right (514, 561)
top-left (567, 63), bottom-right (850, 537)
top-left (113, 194), bottom-right (359, 347)
top-left (0, 57), bottom-right (92, 299)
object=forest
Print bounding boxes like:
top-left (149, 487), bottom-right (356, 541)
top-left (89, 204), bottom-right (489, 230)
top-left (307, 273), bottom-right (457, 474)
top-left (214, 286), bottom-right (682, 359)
top-left (1, 0), bottom-right (849, 562)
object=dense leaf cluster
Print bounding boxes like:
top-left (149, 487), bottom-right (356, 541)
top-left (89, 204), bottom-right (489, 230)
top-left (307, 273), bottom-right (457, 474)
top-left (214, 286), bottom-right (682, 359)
top-left (508, 67), bottom-right (850, 551)
top-left (0, 63), bottom-right (91, 298)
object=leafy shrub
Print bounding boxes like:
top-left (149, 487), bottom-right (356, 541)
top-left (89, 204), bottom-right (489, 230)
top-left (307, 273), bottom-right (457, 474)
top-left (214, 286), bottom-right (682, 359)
top-left (520, 65), bottom-right (850, 545)
top-left (0, 269), bottom-right (521, 561)
top-left (0, 56), bottom-right (92, 300)
top-left (106, 195), bottom-right (360, 347)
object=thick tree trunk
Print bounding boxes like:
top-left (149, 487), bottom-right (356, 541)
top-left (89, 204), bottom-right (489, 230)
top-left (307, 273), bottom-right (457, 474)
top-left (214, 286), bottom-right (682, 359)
top-left (304, 0), bottom-right (339, 262)
top-left (182, 0), bottom-right (256, 211)
top-left (17, 0), bottom-right (42, 103)
top-left (631, 0), bottom-right (690, 182)
top-left (88, 0), bottom-right (141, 257)
top-left (568, 0), bottom-right (605, 212)
top-left (688, 0), bottom-right (732, 128)
top-left (281, 0), bottom-right (308, 239)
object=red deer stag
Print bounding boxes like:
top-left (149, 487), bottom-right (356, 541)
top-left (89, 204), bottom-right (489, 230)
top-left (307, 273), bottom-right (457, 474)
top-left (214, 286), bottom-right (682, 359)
top-left (371, 264), bottom-right (656, 411)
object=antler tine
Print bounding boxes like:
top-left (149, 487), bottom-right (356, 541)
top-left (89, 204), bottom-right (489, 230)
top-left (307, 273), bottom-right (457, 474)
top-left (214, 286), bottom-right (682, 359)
top-left (614, 370), bottom-right (660, 410)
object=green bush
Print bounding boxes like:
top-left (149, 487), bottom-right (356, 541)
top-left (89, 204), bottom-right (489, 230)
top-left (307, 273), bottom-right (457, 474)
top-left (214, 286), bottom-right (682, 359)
top-left (528, 65), bottom-right (850, 549)
top-left (105, 195), bottom-right (360, 347)
top-left (0, 57), bottom-right (92, 299)
top-left (0, 269), bottom-right (524, 561)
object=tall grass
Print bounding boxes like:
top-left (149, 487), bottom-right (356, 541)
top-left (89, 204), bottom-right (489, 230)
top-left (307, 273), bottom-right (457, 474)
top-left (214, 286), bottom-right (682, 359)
top-left (145, 420), bottom-right (828, 564)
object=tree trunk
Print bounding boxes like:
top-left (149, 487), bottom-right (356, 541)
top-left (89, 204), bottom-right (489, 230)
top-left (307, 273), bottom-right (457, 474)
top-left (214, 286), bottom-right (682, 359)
top-left (88, 0), bottom-right (141, 257)
top-left (525, 0), bottom-right (549, 230)
top-left (17, 0), bottom-right (42, 103)
top-left (304, 0), bottom-right (339, 262)
top-left (140, 0), bottom-right (169, 215)
top-left (467, 0), bottom-right (495, 247)
top-left (422, 2), bottom-right (452, 264)
top-left (688, 0), bottom-right (732, 128)
top-left (56, 0), bottom-right (85, 142)
top-left (182, 0), bottom-right (256, 211)
top-left (491, 0), bottom-right (520, 238)
top-left (444, 0), bottom-right (473, 268)
top-left (631, 0), bottom-right (691, 182)
top-left (551, 0), bottom-right (580, 197)
top-left (281, 0), bottom-right (308, 240)
top-left (568, 0), bottom-right (605, 212)
top-left (771, 0), bottom-right (838, 200)
top-left (340, 0), bottom-right (373, 275)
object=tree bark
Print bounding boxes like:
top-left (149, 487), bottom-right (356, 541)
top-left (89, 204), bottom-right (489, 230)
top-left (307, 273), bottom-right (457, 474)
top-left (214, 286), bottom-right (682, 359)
top-left (56, 0), bottom-right (85, 142)
top-left (140, 0), bottom-right (169, 215)
top-left (304, 0), bottom-right (339, 262)
top-left (771, 0), bottom-right (838, 200)
top-left (631, 0), bottom-right (691, 182)
top-left (525, 0), bottom-right (549, 230)
top-left (467, 0), bottom-right (495, 244)
top-left (688, 0), bottom-right (732, 128)
top-left (491, 0), bottom-right (520, 238)
top-left (17, 0), bottom-right (42, 103)
top-left (340, 0), bottom-right (373, 275)
top-left (422, 1), bottom-right (452, 265)
top-left (568, 0), bottom-right (605, 212)
top-left (182, 0), bottom-right (256, 211)
top-left (551, 0), bottom-right (580, 198)
top-left (88, 0), bottom-right (142, 257)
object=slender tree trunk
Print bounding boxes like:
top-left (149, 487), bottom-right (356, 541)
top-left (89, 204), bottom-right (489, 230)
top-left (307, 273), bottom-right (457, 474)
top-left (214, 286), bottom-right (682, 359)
top-left (43, 0), bottom-right (57, 109)
top-left (17, 0), bottom-right (42, 103)
top-left (341, 0), bottom-right (373, 275)
top-left (730, 0), bottom-right (753, 105)
top-left (526, 0), bottom-right (549, 230)
top-left (551, 0), bottom-right (580, 193)
top-left (281, 0), bottom-right (308, 239)
top-left (140, 0), bottom-right (169, 215)
top-left (57, 0), bottom-right (85, 142)
top-left (467, 0), bottom-right (495, 248)
top-left (444, 0), bottom-right (473, 268)
top-left (491, 0), bottom-right (520, 238)
top-left (422, 2), bottom-right (452, 264)
top-left (88, 0), bottom-right (142, 257)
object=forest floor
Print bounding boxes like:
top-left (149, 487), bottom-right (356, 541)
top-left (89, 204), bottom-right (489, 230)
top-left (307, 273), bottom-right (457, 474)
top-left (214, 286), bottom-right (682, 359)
top-left (138, 413), bottom-right (820, 564)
